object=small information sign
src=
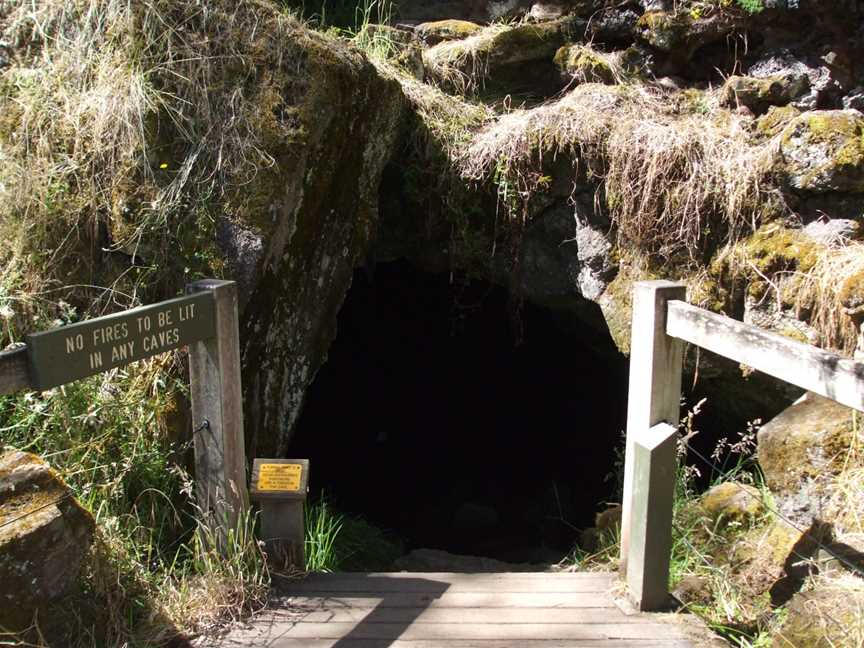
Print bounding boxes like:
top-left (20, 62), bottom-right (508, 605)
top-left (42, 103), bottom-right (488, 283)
top-left (250, 458), bottom-right (309, 501)
top-left (258, 463), bottom-right (302, 492)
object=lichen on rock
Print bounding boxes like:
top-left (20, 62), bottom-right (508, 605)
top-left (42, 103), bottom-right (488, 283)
top-left (779, 109), bottom-right (864, 194)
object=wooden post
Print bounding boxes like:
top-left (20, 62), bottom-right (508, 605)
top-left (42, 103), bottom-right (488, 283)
top-left (250, 459), bottom-right (309, 569)
top-left (0, 346), bottom-right (31, 395)
top-left (620, 281), bottom-right (685, 587)
top-left (627, 423), bottom-right (678, 611)
top-left (186, 280), bottom-right (249, 533)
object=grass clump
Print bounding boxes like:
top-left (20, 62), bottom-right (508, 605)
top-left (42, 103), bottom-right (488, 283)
top-left (305, 496), bottom-right (403, 572)
top-left (459, 83), bottom-right (773, 262)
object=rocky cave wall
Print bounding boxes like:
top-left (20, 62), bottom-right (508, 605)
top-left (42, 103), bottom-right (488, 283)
top-left (213, 0), bottom-right (864, 457)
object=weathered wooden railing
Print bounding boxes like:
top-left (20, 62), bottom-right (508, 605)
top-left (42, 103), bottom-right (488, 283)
top-left (620, 281), bottom-right (864, 611)
top-left (0, 280), bottom-right (248, 533)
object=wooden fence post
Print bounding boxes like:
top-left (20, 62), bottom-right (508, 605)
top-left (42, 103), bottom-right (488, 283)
top-left (620, 281), bottom-right (685, 604)
top-left (186, 280), bottom-right (249, 533)
top-left (626, 422), bottom-right (678, 610)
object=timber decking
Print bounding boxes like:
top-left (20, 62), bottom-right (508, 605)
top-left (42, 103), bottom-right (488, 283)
top-left (210, 572), bottom-right (722, 647)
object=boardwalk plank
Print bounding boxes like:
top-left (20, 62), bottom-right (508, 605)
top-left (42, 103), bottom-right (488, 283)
top-left (259, 607), bottom-right (654, 624)
top-left (213, 639), bottom-right (698, 648)
top-left (284, 573), bottom-right (614, 593)
top-left (281, 592), bottom-right (618, 608)
top-left (261, 621), bottom-right (687, 640)
top-left (215, 572), bottom-right (709, 647)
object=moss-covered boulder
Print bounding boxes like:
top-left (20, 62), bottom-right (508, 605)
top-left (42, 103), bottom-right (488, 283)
top-left (701, 482), bottom-right (764, 523)
top-left (779, 110), bottom-right (864, 194)
top-left (554, 45), bottom-right (617, 84)
top-left (636, 9), bottom-right (740, 60)
top-left (773, 574), bottom-right (864, 647)
top-left (415, 19), bottom-right (483, 45)
top-left (757, 393), bottom-right (860, 524)
top-left (423, 18), bottom-right (579, 97)
top-left (236, 25), bottom-right (407, 456)
top-left (554, 45), bottom-right (650, 85)
top-left (721, 75), bottom-right (810, 115)
top-left (0, 451), bottom-right (94, 630)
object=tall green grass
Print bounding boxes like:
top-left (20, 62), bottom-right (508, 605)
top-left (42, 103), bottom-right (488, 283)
top-left (0, 357), bottom-right (270, 645)
top-left (305, 496), bottom-right (404, 572)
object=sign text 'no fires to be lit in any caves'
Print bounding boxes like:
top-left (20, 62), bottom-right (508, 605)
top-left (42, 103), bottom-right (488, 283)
top-left (26, 293), bottom-right (217, 390)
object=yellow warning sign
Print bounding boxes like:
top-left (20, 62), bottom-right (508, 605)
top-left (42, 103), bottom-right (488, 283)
top-left (257, 463), bottom-right (302, 492)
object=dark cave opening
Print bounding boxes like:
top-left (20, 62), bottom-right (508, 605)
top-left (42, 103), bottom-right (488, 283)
top-left (290, 260), bottom-right (629, 564)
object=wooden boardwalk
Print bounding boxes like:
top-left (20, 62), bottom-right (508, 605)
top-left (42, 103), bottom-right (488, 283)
top-left (210, 572), bottom-right (723, 647)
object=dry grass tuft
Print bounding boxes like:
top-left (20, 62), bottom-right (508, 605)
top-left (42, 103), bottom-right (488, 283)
top-left (794, 243), bottom-right (864, 355)
top-left (0, 0), bottom-right (308, 317)
top-left (422, 24), bottom-right (511, 95)
top-left (459, 83), bottom-right (774, 260)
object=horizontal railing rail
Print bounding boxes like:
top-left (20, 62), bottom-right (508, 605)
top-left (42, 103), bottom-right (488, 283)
top-left (667, 300), bottom-right (864, 413)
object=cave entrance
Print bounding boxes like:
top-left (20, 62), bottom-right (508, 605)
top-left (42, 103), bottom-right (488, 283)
top-left (290, 260), bottom-right (628, 564)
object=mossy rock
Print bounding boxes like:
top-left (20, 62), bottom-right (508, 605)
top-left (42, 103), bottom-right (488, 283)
top-left (838, 268), bottom-right (864, 314)
top-left (415, 20), bottom-right (483, 45)
top-left (717, 224), bottom-right (821, 302)
top-left (0, 451), bottom-right (95, 630)
top-left (773, 575), bottom-right (864, 647)
top-left (554, 45), bottom-right (616, 84)
top-left (756, 105), bottom-right (801, 139)
top-left (779, 109), bottom-right (864, 194)
top-left (636, 10), bottom-right (690, 52)
top-left (721, 75), bottom-right (809, 115)
top-left (701, 481), bottom-right (764, 523)
top-left (423, 18), bottom-right (578, 96)
top-left (744, 225), bottom-right (820, 275)
top-left (636, 9), bottom-right (740, 59)
top-left (757, 394), bottom-right (860, 521)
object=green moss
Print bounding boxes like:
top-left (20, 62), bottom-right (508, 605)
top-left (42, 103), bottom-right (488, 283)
top-left (838, 268), bottom-right (864, 311)
top-left (554, 45), bottom-right (616, 84)
top-left (743, 225), bottom-right (820, 275)
top-left (636, 11), bottom-right (690, 52)
top-left (416, 19), bottom-right (482, 41)
top-left (780, 111), bottom-right (864, 193)
top-left (488, 20), bottom-right (572, 62)
top-left (756, 105), bottom-right (800, 138)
